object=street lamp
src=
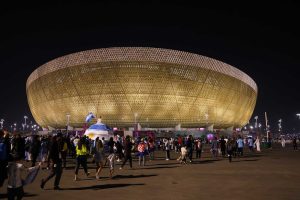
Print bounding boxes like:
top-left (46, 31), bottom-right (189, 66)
top-left (204, 113), bottom-right (209, 127)
top-left (254, 116), bottom-right (258, 128)
top-left (66, 114), bottom-right (71, 135)
top-left (24, 116), bottom-right (28, 130)
top-left (278, 119), bottom-right (282, 132)
top-left (296, 113), bottom-right (300, 120)
top-left (13, 123), bottom-right (17, 131)
top-left (0, 119), bottom-right (4, 129)
top-left (134, 113), bottom-right (138, 130)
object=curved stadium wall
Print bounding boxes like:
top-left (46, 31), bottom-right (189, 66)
top-left (26, 47), bottom-right (257, 129)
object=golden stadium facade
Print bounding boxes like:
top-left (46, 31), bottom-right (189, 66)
top-left (26, 47), bottom-right (257, 129)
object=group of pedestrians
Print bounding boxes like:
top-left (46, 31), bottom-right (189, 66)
top-left (209, 135), bottom-right (262, 163)
top-left (2, 128), bottom-right (299, 199)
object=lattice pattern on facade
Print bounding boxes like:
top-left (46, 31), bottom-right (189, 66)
top-left (26, 47), bottom-right (257, 129)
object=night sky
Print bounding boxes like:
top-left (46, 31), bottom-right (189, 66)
top-left (0, 2), bottom-right (299, 132)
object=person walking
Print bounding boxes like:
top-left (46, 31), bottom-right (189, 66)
top-left (7, 153), bottom-right (41, 200)
top-left (39, 137), bottom-right (49, 167)
top-left (281, 137), bottom-right (286, 148)
top-left (226, 138), bottom-right (234, 162)
top-left (148, 136), bottom-right (155, 161)
top-left (40, 134), bottom-right (63, 190)
top-left (220, 136), bottom-right (226, 157)
top-left (105, 137), bottom-right (116, 179)
top-left (254, 136), bottom-right (261, 152)
top-left (94, 137), bottom-right (104, 180)
top-left (177, 145), bottom-right (187, 164)
top-left (293, 137), bottom-right (298, 150)
top-left (60, 137), bottom-right (68, 169)
top-left (163, 138), bottom-right (170, 160)
top-left (248, 137), bottom-right (254, 152)
top-left (120, 135), bottom-right (133, 170)
top-left (0, 130), bottom-right (10, 188)
top-left (195, 139), bottom-right (202, 159)
top-left (115, 140), bottom-right (124, 162)
top-left (74, 137), bottom-right (90, 181)
top-left (186, 135), bottom-right (193, 163)
top-left (236, 135), bottom-right (244, 157)
top-left (137, 138), bottom-right (146, 166)
top-left (30, 135), bottom-right (41, 167)
top-left (211, 137), bottom-right (218, 158)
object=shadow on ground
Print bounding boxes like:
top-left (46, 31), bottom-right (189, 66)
top-left (113, 174), bottom-right (157, 179)
top-left (61, 183), bottom-right (145, 190)
top-left (232, 159), bottom-right (259, 162)
top-left (0, 192), bottom-right (38, 198)
top-left (133, 166), bottom-right (180, 170)
top-left (191, 159), bottom-right (223, 164)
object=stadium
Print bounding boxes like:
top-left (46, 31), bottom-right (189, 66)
top-left (26, 47), bottom-right (257, 130)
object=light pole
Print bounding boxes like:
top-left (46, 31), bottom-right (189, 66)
top-left (146, 117), bottom-right (149, 128)
top-left (24, 116), bottom-right (28, 130)
top-left (134, 113), bottom-right (138, 130)
top-left (13, 123), bottom-right (17, 131)
top-left (0, 119), bottom-right (4, 129)
top-left (254, 116), bottom-right (258, 129)
top-left (278, 119), bottom-right (282, 132)
top-left (265, 112), bottom-right (269, 143)
top-left (297, 114), bottom-right (300, 120)
top-left (66, 114), bottom-right (71, 135)
top-left (205, 113), bottom-right (209, 127)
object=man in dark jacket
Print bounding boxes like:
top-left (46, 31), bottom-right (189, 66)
top-left (40, 133), bottom-right (63, 190)
top-left (119, 136), bottom-right (133, 169)
top-left (186, 135), bottom-right (193, 163)
top-left (30, 135), bottom-right (41, 167)
top-left (0, 130), bottom-right (10, 187)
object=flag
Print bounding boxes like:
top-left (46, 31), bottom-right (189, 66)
top-left (22, 166), bottom-right (40, 186)
top-left (85, 112), bottom-right (96, 123)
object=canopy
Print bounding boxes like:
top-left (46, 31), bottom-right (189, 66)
top-left (84, 118), bottom-right (112, 140)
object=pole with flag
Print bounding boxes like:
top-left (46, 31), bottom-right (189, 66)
top-left (84, 112), bottom-right (96, 131)
top-left (265, 112), bottom-right (269, 144)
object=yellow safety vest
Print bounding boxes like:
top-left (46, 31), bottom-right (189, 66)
top-left (76, 144), bottom-right (87, 156)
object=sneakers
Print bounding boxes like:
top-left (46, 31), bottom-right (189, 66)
top-left (54, 186), bottom-right (62, 190)
top-left (166, 158), bottom-right (169, 161)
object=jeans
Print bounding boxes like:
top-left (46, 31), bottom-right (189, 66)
top-left (75, 155), bottom-right (88, 175)
top-left (42, 161), bottom-right (63, 187)
top-left (7, 186), bottom-right (24, 200)
top-left (121, 153), bottom-right (132, 168)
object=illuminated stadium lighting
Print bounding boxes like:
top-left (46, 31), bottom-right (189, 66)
top-left (26, 47), bottom-right (257, 129)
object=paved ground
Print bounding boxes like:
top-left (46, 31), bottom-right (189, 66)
top-left (1, 143), bottom-right (300, 200)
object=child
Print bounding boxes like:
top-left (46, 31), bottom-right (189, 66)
top-left (7, 153), bottom-right (40, 200)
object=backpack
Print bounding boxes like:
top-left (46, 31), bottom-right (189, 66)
top-left (0, 141), bottom-right (7, 161)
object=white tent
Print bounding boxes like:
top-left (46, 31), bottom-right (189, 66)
top-left (84, 118), bottom-right (112, 140)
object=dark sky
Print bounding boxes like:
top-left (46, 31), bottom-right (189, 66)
top-left (0, 2), bottom-right (299, 132)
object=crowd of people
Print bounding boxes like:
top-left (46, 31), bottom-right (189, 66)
top-left (1, 128), bottom-right (299, 199)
